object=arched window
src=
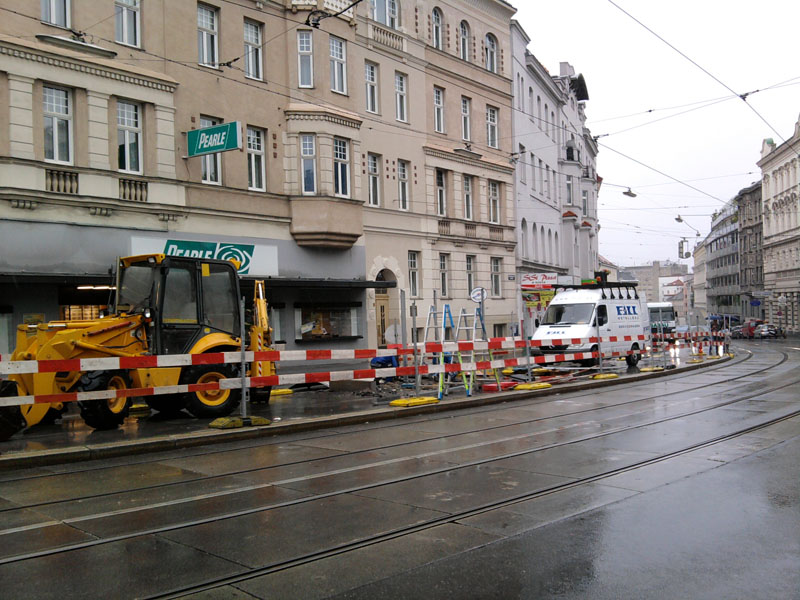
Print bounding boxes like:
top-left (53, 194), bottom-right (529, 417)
top-left (554, 232), bottom-right (559, 265)
top-left (531, 224), bottom-right (538, 260)
top-left (484, 33), bottom-right (497, 73)
top-left (459, 21), bottom-right (470, 61)
top-left (432, 8), bottom-right (443, 50)
top-left (521, 219), bottom-right (528, 258)
top-left (372, 0), bottom-right (398, 29)
top-left (540, 225), bottom-right (545, 261)
top-left (547, 229), bottom-right (553, 264)
top-left (528, 87), bottom-right (533, 114)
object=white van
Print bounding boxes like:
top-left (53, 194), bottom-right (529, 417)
top-left (532, 284), bottom-right (649, 367)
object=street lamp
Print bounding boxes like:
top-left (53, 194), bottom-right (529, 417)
top-left (675, 215), bottom-right (701, 237)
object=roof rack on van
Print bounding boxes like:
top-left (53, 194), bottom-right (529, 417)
top-left (553, 281), bottom-right (639, 300)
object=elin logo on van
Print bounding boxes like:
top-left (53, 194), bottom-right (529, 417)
top-left (616, 305), bottom-right (639, 316)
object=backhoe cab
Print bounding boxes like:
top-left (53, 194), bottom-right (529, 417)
top-left (0, 254), bottom-right (274, 442)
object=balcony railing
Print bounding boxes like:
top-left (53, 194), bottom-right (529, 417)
top-left (489, 226), bottom-right (503, 241)
top-left (45, 168), bottom-right (78, 194)
top-left (464, 223), bottom-right (477, 238)
top-left (119, 178), bottom-right (148, 202)
top-left (438, 219), bottom-right (451, 236)
top-left (370, 23), bottom-right (404, 51)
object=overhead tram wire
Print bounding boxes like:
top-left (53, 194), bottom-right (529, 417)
top-left (607, 0), bottom-right (800, 160)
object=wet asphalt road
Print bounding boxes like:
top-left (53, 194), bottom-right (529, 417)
top-left (0, 339), bottom-right (797, 599)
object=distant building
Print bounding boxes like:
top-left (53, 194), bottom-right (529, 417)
top-left (619, 261), bottom-right (688, 305)
top-left (705, 199), bottom-right (741, 325)
top-left (690, 241), bottom-right (708, 324)
top-left (598, 255), bottom-right (618, 282)
top-left (736, 181), bottom-right (764, 321)
top-left (758, 121), bottom-right (800, 334)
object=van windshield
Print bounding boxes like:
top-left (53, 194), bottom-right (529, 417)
top-left (542, 303), bottom-right (594, 325)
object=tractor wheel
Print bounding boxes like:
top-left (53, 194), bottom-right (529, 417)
top-left (146, 395), bottom-right (187, 416)
top-left (0, 381), bottom-right (26, 442)
top-left (77, 370), bottom-right (132, 430)
top-left (181, 364), bottom-right (241, 419)
top-left (626, 344), bottom-right (641, 367)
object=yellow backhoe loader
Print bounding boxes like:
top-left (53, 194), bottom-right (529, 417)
top-left (0, 253), bottom-right (275, 441)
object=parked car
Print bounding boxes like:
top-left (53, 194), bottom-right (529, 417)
top-left (754, 324), bottom-right (778, 338)
top-left (730, 326), bottom-right (743, 339)
top-left (742, 319), bottom-right (764, 339)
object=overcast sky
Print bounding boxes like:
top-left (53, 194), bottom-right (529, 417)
top-left (511, 0), bottom-right (800, 269)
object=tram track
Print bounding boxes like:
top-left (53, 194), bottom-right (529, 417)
top-left (0, 342), bottom-right (769, 488)
top-left (0, 349), bottom-right (796, 573)
top-left (150, 406), bottom-right (800, 600)
top-left (0, 347), bottom-right (788, 518)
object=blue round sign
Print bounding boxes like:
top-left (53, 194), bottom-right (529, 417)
top-left (750, 300), bottom-right (761, 307)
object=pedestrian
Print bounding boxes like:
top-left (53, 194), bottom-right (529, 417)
top-left (723, 328), bottom-right (731, 354)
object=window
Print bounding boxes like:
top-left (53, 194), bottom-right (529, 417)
top-left (582, 190), bottom-right (589, 215)
top-left (491, 257), bottom-right (501, 296)
top-left (42, 0), bottom-right (69, 27)
top-left (301, 134), bottom-right (316, 194)
top-left (43, 86), bottom-right (71, 164)
top-left (330, 36), bottom-right (347, 94)
top-left (372, 0), bottom-right (398, 29)
top-left (295, 306), bottom-right (358, 340)
top-left (459, 21), bottom-right (470, 61)
top-left (117, 100), bottom-right (141, 173)
top-left (466, 255), bottom-right (476, 292)
top-left (454, 99), bottom-right (469, 146)
top-left (433, 87), bottom-right (445, 133)
top-left (395, 72), bottom-right (407, 122)
top-left (298, 31), bottom-right (313, 87)
top-left (493, 323), bottom-right (506, 338)
top-left (565, 175), bottom-right (573, 204)
top-left (247, 127), bottom-right (265, 191)
top-left (365, 62), bottom-right (378, 113)
top-left (115, 0), bottom-right (140, 47)
top-left (368, 153), bottom-right (381, 206)
top-left (244, 20), bottom-right (263, 80)
top-left (485, 34), bottom-right (497, 73)
top-left (489, 180), bottom-right (500, 224)
top-left (333, 138), bottom-right (349, 197)
top-left (486, 106), bottom-right (498, 148)
top-left (408, 251), bottom-right (419, 297)
top-left (163, 265), bottom-right (198, 326)
top-left (439, 253), bottom-right (450, 297)
top-left (436, 169), bottom-right (446, 216)
top-left (432, 8), bottom-right (443, 50)
top-left (530, 153), bottom-right (536, 190)
top-left (197, 4), bottom-right (218, 67)
top-left (398, 159), bottom-right (410, 210)
top-left (518, 144), bottom-right (526, 183)
top-left (200, 116), bottom-right (221, 184)
top-left (463, 175), bottom-right (473, 220)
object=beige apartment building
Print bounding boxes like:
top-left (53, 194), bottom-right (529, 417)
top-left (0, 0), bottom-right (517, 355)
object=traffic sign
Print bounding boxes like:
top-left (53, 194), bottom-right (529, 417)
top-left (470, 287), bottom-right (487, 303)
top-left (186, 122), bottom-right (242, 157)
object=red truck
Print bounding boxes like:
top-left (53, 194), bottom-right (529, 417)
top-left (742, 319), bottom-right (764, 339)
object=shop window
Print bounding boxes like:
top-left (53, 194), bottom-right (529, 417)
top-left (294, 305), bottom-right (360, 341)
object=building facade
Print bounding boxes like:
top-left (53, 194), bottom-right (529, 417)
top-left (736, 181), bottom-right (765, 321)
top-left (509, 20), bottom-right (599, 301)
top-left (618, 261), bottom-right (688, 308)
top-left (690, 241), bottom-right (707, 325)
top-left (758, 123), bottom-right (800, 334)
top-left (0, 0), bottom-right (519, 355)
top-left (705, 199), bottom-right (741, 325)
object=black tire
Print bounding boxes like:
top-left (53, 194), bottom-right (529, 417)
top-left (251, 386), bottom-right (272, 404)
top-left (0, 380), bottom-right (26, 442)
top-left (579, 345), bottom-right (600, 367)
top-left (77, 370), bottom-right (132, 430)
top-left (146, 395), bottom-right (187, 416)
top-left (626, 344), bottom-right (641, 367)
top-left (181, 364), bottom-right (241, 419)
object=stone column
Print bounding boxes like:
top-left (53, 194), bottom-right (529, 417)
top-left (7, 74), bottom-right (35, 159)
top-left (154, 105), bottom-right (176, 178)
top-left (86, 90), bottom-right (110, 170)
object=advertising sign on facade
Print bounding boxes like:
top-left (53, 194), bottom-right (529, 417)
top-left (520, 272), bottom-right (558, 289)
top-left (186, 122), bottom-right (242, 157)
top-left (131, 237), bottom-right (277, 276)
top-left (522, 290), bottom-right (555, 310)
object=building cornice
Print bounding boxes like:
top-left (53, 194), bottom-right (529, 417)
top-left (0, 35), bottom-right (178, 93)
top-left (423, 145), bottom-right (514, 174)
top-left (284, 103), bottom-right (362, 129)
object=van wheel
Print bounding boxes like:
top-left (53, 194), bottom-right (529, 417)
top-left (580, 345), bottom-right (600, 367)
top-left (626, 344), bottom-right (641, 367)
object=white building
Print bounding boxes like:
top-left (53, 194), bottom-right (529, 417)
top-left (509, 21), bottom-right (599, 294)
top-left (758, 120), bottom-right (800, 334)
